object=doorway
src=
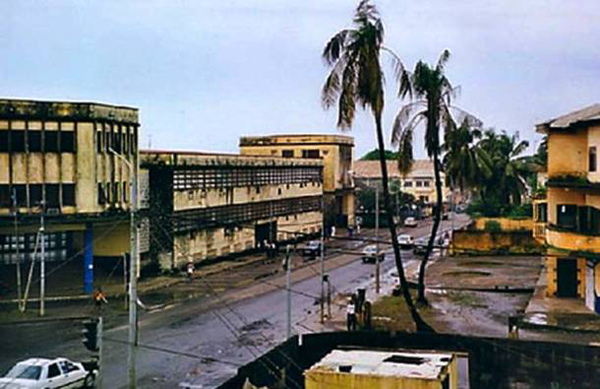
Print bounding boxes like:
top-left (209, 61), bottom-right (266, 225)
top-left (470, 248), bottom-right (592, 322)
top-left (557, 258), bottom-right (578, 298)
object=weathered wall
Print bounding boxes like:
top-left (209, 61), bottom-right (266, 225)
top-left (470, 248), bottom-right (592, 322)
top-left (304, 370), bottom-right (451, 389)
top-left (472, 217), bottom-right (533, 231)
top-left (548, 127), bottom-right (587, 177)
top-left (452, 230), bottom-right (543, 255)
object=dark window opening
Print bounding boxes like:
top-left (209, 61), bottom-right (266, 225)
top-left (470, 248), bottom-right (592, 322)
top-left (28, 131), bottom-right (42, 152)
top-left (122, 181), bottom-right (127, 202)
top-left (14, 185), bottom-right (26, 207)
top-left (97, 131), bottom-right (103, 153)
top-left (63, 184), bottom-right (75, 206)
top-left (536, 203), bottom-right (547, 222)
top-left (105, 130), bottom-right (111, 152)
top-left (46, 184), bottom-right (60, 208)
top-left (383, 355), bottom-right (427, 365)
top-left (0, 131), bottom-right (8, 152)
top-left (44, 131), bottom-right (59, 152)
top-left (11, 131), bottom-right (25, 152)
top-left (282, 150), bottom-right (294, 158)
top-left (0, 185), bottom-right (10, 207)
top-left (98, 183), bottom-right (106, 205)
top-left (59, 131), bottom-right (75, 152)
top-left (29, 184), bottom-right (42, 207)
top-left (113, 130), bottom-right (121, 153)
top-left (590, 146), bottom-right (597, 172)
top-left (302, 149), bottom-right (319, 159)
top-left (557, 204), bottom-right (577, 229)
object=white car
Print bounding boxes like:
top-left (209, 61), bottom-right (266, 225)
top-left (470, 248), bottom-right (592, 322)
top-left (398, 234), bottom-right (414, 249)
top-left (404, 217), bottom-right (418, 227)
top-left (361, 245), bottom-right (384, 263)
top-left (0, 358), bottom-right (94, 389)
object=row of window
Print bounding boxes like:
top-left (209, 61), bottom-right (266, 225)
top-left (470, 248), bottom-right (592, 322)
top-left (0, 130), bottom-right (75, 153)
top-left (556, 204), bottom-right (600, 234)
top-left (173, 167), bottom-right (323, 191)
top-left (96, 124), bottom-right (137, 155)
top-left (172, 195), bottom-right (322, 232)
top-left (281, 149), bottom-right (320, 159)
top-left (0, 184), bottom-right (75, 208)
top-left (98, 182), bottom-right (128, 205)
top-left (404, 180), bottom-right (432, 188)
top-left (0, 231), bottom-right (70, 264)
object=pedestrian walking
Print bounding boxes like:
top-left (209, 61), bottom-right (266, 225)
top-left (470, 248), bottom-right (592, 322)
top-left (92, 287), bottom-right (108, 315)
top-left (346, 297), bottom-right (357, 331)
top-left (187, 260), bottom-right (195, 283)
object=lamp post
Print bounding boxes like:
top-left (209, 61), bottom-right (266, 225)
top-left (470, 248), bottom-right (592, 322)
top-left (109, 147), bottom-right (138, 389)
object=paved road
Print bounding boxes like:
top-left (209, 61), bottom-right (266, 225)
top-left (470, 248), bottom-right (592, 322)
top-left (0, 215), bottom-right (469, 388)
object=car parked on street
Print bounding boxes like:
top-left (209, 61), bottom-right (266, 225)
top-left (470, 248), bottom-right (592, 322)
top-left (300, 240), bottom-right (324, 259)
top-left (404, 217), bottom-right (418, 227)
top-left (0, 357), bottom-right (95, 388)
top-left (361, 245), bottom-right (384, 264)
top-left (398, 234), bottom-right (414, 249)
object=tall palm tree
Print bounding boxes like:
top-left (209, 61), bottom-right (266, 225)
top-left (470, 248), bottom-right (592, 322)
top-left (322, 0), bottom-right (432, 332)
top-left (392, 50), bottom-right (479, 304)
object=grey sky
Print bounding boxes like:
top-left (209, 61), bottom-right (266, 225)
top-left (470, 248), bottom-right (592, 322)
top-left (2, 0), bottom-right (599, 158)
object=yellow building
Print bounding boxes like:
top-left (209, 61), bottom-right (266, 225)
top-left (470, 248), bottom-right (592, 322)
top-left (536, 104), bottom-right (600, 313)
top-left (305, 349), bottom-right (458, 389)
top-left (239, 134), bottom-right (354, 228)
top-left (140, 150), bottom-right (323, 270)
top-left (354, 160), bottom-right (451, 215)
top-left (0, 98), bottom-right (139, 293)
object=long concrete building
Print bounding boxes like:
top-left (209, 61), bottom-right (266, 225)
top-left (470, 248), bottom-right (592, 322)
top-left (140, 150), bottom-right (323, 270)
top-left (0, 98), bottom-right (139, 293)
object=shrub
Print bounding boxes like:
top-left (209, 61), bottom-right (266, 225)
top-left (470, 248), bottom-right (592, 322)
top-left (484, 220), bottom-right (502, 232)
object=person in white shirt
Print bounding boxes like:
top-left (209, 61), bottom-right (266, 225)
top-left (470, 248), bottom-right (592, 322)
top-left (346, 297), bottom-right (357, 331)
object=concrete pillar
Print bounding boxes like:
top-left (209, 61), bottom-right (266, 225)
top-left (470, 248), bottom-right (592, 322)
top-left (84, 223), bottom-right (94, 294)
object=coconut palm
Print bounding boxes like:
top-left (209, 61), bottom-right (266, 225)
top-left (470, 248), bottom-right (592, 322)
top-left (322, 0), bottom-right (432, 332)
top-left (392, 50), bottom-right (479, 304)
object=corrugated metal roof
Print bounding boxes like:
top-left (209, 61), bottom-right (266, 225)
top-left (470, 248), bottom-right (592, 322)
top-left (538, 103), bottom-right (600, 130)
top-left (307, 349), bottom-right (453, 379)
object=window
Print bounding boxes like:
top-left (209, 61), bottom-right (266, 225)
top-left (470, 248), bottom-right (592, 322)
top-left (536, 203), bottom-right (547, 222)
top-left (30, 184), bottom-right (42, 206)
top-left (0, 131), bottom-right (7, 152)
top-left (282, 150), bottom-right (294, 158)
top-left (59, 131), bottom-right (75, 152)
top-left (14, 185), bottom-right (26, 207)
top-left (98, 183), bottom-right (106, 205)
top-left (404, 180), bottom-right (413, 187)
top-left (44, 131), bottom-right (59, 152)
top-left (28, 131), bottom-right (42, 152)
top-left (423, 180), bottom-right (430, 187)
top-left (97, 131), bottom-right (103, 153)
top-left (11, 131), bottom-right (25, 152)
top-left (0, 185), bottom-right (9, 207)
top-left (557, 204), bottom-right (577, 229)
top-left (122, 181), bottom-right (127, 202)
top-left (302, 149), bottom-right (320, 159)
top-left (416, 181), bottom-right (423, 187)
top-left (46, 184), bottom-right (60, 208)
top-left (63, 184), bottom-right (75, 206)
top-left (590, 146), bottom-right (597, 172)
top-left (47, 363), bottom-right (61, 378)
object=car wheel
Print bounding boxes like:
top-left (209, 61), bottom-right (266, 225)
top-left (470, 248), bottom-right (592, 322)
top-left (84, 372), bottom-right (95, 388)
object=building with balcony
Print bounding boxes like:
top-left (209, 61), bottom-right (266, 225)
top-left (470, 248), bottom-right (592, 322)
top-left (536, 104), bottom-right (600, 313)
top-left (239, 134), bottom-right (354, 228)
top-left (0, 98), bottom-right (139, 293)
top-left (140, 150), bottom-right (323, 270)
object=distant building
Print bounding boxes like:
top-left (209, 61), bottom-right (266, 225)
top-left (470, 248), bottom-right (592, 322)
top-left (354, 159), bottom-right (451, 205)
top-left (536, 103), bottom-right (600, 313)
top-left (140, 150), bottom-right (323, 270)
top-left (305, 349), bottom-right (458, 389)
top-left (0, 98), bottom-right (139, 293)
top-left (239, 134), bottom-right (354, 228)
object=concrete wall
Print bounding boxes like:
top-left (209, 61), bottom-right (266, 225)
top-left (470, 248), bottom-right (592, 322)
top-left (305, 369), bottom-right (453, 389)
top-left (473, 217), bottom-right (533, 231)
top-left (547, 127), bottom-right (587, 177)
top-left (452, 230), bottom-right (543, 255)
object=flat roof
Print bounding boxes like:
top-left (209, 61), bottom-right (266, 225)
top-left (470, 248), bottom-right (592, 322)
top-left (140, 149), bottom-right (322, 167)
top-left (239, 134), bottom-right (354, 147)
top-left (307, 349), bottom-right (453, 380)
top-left (0, 98), bottom-right (139, 124)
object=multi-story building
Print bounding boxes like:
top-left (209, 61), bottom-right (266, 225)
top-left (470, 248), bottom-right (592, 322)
top-left (239, 134), bottom-right (354, 228)
top-left (140, 150), bottom-right (323, 270)
top-left (536, 104), bottom-right (600, 313)
top-left (354, 159), bottom-right (451, 206)
top-left (0, 98), bottom-right (139, 293)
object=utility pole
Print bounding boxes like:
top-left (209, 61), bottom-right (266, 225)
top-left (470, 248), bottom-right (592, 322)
top-left (12, 189), bottom-right (22, 311)
top-left (375, 188), bottom-right (380, 294)
top-left (40, 200), bottom-right (46, 317)
top-left (320, 196), bottom-right (325, 324)
top-left (285, 245), bottom-right (292, 339)
top-left (110, 147), bottom-right (138, 389)
top-left (97, 316), bottom-right (104, 389)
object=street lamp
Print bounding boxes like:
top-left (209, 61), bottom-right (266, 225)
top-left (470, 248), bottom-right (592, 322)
top-left (109, 147), bottom-right (138, 389)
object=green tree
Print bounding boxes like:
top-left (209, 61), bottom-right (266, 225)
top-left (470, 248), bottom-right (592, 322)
top-left (322, 0), bottom-right (432, 331)
top-left (392, 50), bottom-right (479, 304)
top-left (360, 148), bottom-right (399, 160)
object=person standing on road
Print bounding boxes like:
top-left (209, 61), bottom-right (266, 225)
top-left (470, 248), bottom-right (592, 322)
top-left (92, 287), bottom-right (108, 315)
top-left (187, 260), bottom-right (195, 283)
top-left (346, 297), bottom-right (357, 331)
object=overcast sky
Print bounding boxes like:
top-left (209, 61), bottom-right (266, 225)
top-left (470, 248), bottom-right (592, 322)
top-left (1, 0), bottom-right (599, 159)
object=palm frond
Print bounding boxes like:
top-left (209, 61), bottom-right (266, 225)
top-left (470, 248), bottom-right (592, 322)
top-left (390, 101), bottom-right (425, 144)
top-left (436, 49), bottom-right (451, 72)
top-left (322, 30), bottom-right (351, 66)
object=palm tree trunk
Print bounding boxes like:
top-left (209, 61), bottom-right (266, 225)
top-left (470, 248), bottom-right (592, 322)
top-left (374, 115), bottom-right (434, 333)
top-left (417, 151), bottom-right (443, 304)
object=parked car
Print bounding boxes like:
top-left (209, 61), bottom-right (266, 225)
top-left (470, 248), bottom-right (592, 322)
top-left (0, 357), bottom-right (95, 389)
top-left (300, 240), bottom-right (324, 258)
top-left (413, 244), bottom-right (428, 256)
top-left (404, 217), bottom-right (418, 227)
top-left (361, 245), bottom-right (384, 264)
top-left (398, 234), bottom-right (414, 249)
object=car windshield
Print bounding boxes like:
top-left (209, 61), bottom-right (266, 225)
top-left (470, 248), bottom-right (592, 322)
top-left (364, 246), bottom-right (377, 253)
top-left (5, 364), bottom-right (42, 380)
